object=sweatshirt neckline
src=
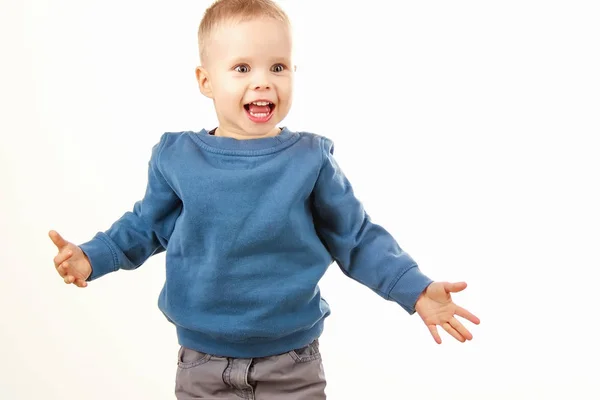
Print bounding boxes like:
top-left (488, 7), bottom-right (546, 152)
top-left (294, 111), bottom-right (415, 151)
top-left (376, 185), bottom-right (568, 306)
top-left (188, 127), bottom-right (300, 156)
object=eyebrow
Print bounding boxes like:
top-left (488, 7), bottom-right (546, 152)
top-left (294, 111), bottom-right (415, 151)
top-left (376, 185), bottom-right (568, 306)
top-left (228, 56), bottom-right (291, 65)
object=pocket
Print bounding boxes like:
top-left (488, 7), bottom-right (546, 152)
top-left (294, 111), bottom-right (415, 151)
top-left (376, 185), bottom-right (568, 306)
top-left (288, 339), bottom-right (322, 363)
top-left (177, 346), bottom-right (212, 369)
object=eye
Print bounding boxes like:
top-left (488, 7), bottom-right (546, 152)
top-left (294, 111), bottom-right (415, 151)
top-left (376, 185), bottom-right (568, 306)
top-left (234, 64), bottom-right (250, 73)
top-left (271, 63), bottom-right (286, 73)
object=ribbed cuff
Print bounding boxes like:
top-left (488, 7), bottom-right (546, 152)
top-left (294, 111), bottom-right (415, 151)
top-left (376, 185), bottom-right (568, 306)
top-left (387, 266), bottom-right (433, 314)
top-left (79, 233), bottom-right (119, 281)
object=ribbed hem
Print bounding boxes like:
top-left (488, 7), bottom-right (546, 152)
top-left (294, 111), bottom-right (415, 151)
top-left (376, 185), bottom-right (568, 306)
top-left (176, 320), bottom-right (324, 358)
top-left (79, 233), bottom-right (119, 281)
top-left (387, 266), bottom-right (433, 314)
top-left (187, 127), bottom-right (301, 156)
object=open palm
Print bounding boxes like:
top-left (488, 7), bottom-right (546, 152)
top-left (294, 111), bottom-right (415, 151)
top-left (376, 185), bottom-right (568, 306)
top-left (415, 281), bottom-right (480, 344)
top-left (49, 230), bottom-right (91, 287)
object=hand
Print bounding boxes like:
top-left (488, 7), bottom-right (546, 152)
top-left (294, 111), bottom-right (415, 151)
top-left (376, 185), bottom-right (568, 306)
top-left (415, 281), bottom-right (480, 344)
top-left (49, 230), bottom-right (92, 288)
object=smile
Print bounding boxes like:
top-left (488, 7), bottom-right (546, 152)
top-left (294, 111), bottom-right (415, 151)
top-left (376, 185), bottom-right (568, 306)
top-left (244, 101), bottom-right (275, 123)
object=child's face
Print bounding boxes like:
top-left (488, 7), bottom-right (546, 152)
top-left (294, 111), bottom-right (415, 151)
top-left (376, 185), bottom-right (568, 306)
top-left (197, 18), bottom-right (294, 139)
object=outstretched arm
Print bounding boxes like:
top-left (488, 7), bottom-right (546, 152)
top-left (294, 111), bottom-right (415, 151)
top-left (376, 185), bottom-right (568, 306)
top-left (52, 134), bottom-right (182, 283)
top-left (312, 138), bottom-right (479, 343)
top-left (312, 138), bottom-right (432, 314)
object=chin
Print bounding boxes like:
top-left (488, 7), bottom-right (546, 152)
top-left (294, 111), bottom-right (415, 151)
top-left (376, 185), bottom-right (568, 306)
top-left (243, 120), bottom-right (281, 136)
top-left (246, 127), bottom-right (278, 137)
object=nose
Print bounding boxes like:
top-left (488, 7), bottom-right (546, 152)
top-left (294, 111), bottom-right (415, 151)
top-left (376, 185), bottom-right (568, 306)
top-left (251, 71), bottom-right (271, 90)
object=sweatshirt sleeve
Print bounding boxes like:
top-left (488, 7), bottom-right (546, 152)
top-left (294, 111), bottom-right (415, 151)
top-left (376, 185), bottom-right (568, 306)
top-left (312, 138), bottom-right (433, 314)
top-left (79, 134), bottom-right (182, 281)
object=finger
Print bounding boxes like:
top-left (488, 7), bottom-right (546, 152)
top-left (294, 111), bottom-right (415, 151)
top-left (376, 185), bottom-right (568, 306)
top-left (442, 322), bottom-right (466, 343)
top-left (456, 306), bottom-right (481, 325)
top-left (427, 325), bottom-right (442, 344)
top-left (74, 278), bottom-right (88, 288)
top-left (57, 265), bottom-right (67, 277)
top-left (57, 261), bottom-right (70, 277)
top-left (449, 317), bottom-right (473, 341)
top-left (49, 230), bottom-right (68, 250)
top-left (443, 281), bottom-right (467, 293)
top-left (54, 250), bottom-right (73, 267)
top-left (64, 275), bottom-right (74, 284)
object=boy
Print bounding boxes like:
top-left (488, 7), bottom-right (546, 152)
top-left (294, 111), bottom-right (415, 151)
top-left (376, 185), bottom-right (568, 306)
top-left (50, 0), bottom-right (480, 398)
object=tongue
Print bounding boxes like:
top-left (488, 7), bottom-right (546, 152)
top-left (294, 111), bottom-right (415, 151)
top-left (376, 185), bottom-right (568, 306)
top-left (248, 104), bottom-right (270, 114)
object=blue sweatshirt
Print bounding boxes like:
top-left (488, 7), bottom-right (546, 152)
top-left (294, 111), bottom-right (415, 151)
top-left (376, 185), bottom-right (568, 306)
top-left (79, 128), bottom-right (433, 358)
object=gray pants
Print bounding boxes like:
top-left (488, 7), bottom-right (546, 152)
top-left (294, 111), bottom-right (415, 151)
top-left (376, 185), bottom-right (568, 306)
top-left (175, 340), bottom-right (327, 399)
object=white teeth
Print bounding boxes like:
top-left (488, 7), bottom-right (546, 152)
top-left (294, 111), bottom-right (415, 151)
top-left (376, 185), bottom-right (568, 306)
top-left (250, 112), bottom-right (269, 118)
top-left (251, 101), bottom-right (271, 106)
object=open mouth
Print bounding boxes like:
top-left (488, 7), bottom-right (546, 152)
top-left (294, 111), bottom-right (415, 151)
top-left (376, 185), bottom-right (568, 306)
top-left (244, 101), bottom-right (275, 123)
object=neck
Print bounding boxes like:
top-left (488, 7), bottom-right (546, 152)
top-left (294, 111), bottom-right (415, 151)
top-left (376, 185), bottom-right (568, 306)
top-left (214, 126), bottom-right (282, 140)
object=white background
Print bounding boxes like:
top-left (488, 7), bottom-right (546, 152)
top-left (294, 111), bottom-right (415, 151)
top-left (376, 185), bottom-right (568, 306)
top-left (1, 0), bottom-right (599, 399)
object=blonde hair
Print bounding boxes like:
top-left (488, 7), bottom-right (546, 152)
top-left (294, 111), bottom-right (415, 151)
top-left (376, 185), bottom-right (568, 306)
top-left (198, 0), bottom-right (290, 64)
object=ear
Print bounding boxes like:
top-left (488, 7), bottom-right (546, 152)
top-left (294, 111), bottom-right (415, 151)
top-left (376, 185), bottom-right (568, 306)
top-left (195, 66), bottom-right (213, 99)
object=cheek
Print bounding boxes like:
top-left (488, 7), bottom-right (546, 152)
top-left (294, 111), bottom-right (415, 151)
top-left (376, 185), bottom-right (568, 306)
top-left (277, 77), bottom-right (294, 100)
top-left (214, 77), bottom-right (244, 102)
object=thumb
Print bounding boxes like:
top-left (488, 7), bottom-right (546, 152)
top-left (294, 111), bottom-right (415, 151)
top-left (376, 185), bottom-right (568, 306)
top-left (49, 230), bottom-right (68, 250)
top-left (443, 281), bottom-right (467, 293)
